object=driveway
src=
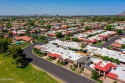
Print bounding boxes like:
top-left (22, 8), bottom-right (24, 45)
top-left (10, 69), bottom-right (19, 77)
top-left (24, 44), bottom-right (95, 83)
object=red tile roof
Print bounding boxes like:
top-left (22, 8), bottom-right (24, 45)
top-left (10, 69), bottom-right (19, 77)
top-left (106, 72), bottom-right (117, 79)
top-left (98, 35), bottom-right (109, 38)
top-left (86, 30), bottom-right (92, 32)
top-left (78, 38), bottom-right (88, 41)
top-left (15, 36), bottom-right (32, 42)
top-left (47, 34), bottom-right (56, 37)
top-left (62, 25), bottom-right (68, 28)
top-left (48, 53), bottom-right (61, 58)
top-left (88, 39), bottom-right (97, 43)
top-left (99, 37), bottom-right (104, 40)
top-left (112, 42), bottom-right (122, 48)
top-left (94, 61), bottom-right (116, 72)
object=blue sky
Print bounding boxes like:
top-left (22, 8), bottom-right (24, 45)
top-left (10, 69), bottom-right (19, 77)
top-left (0, 0), bottom-right (125, 15)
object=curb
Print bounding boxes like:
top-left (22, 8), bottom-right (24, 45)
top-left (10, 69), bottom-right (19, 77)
top-left (32, 50), bottom-right (97, 83)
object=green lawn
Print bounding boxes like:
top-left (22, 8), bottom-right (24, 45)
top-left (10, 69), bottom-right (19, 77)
top-left (0, 55), bottom-right (59, 83)
top-left (93, 41), bottom-right (104, 47)
top-left (19, 43), bottom-right (32, 49)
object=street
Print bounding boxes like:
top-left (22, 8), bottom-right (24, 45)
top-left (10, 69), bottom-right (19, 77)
top-left (24, 44), bottom-right (95, 83)
top-left (99, 35), bottom-right (119, 48)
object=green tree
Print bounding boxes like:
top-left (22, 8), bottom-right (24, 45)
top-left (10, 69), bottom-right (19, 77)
top-left (46, 24), bottom-right (51, 30)
top-left (113, 80), bottom-right (117, 83)
top-left (106, 25), bottom-right (113, 31)
top-left (7, 32), bottom-right (13, 37)
top-left (32, 34), bottom-right (38, 39)
top-left (108, 57), bottom-right (114, 62)
top-left (121, 44), bottom-right (125, 49)
top-left (81, 44), bottom-right (86, 48)
top-left (7, 46), bottom-right (24, 59)
top-left (113, 59), bottom-right (120, 64)
top-left (91, 70), bottom-right (99, 80)
top-left (65, 36), bottom-right (70, 40)
top-left (0, 38), bottom-right (11, 53)
top-left (88, 34), bottom-right (95, 37)
top-left (72, 38), bottom-right (78, 41)
top-left (85, 26), bottom-right (90, 30)
top-left (28, 20), bottom-right (35, 26)
top-left (39, 35), bottom-right (46, 40)
top-left (39, 35), bottom-right (48, 43)
top-left (80, 20), bottom-right (85, 26)
top-left (117, 29), bottom-right (123, 35)
top-left (0, 32), bottom-right (4, 38)
top-left (6, 22), bottom-right (12, 28)
top-left (102, 56), bottom-right (109, 61)
top-left (7, 46), bottom-right (28, 68)
top-left (15, 56), bottom-right (28, 68)
top-left (67, 33), bottom-right (73, 37)
top-left (56, 32), bottom-right (63, 38)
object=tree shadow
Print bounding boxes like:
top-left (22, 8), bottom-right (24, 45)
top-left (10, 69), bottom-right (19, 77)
top-left (17, 53), bottom-right (33, 69)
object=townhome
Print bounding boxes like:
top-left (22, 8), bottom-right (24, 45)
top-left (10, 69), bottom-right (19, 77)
top-left (85, 45), bottom-right (125, 63)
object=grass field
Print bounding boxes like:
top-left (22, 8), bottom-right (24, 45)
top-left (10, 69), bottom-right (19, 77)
top-left (0, 55), bottom-right (59, 83)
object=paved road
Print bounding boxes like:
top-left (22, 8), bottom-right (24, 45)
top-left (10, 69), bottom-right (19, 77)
top-left (99, 35), bottom-right (119, 48)
top-left (99, 31), bottom-right (125, 48)
top-left (24, 44), bottom-right (95, 83)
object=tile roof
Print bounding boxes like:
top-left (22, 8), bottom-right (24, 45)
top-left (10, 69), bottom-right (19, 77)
top-left (48, 53), bottom-right (61, 58)
top-left (15, 36), bottom-right (32, 42)
top-left (106, 72), bottom-right (118, 79)
top-left (112, 42), bottom-right (122, 48)
top-left (94, 61), bottom-right (116, 72)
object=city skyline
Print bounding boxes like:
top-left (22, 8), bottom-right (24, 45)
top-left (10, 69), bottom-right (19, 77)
top-left (0, 0), bottom-right (125, 15)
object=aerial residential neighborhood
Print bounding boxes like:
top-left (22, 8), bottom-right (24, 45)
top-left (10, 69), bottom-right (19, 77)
top-left (0, 0), bottom-right (125, 83)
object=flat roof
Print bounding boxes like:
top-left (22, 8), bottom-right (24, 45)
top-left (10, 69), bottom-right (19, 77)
top-left (85, 45), bottom-right (125, 63)
top-left (49, 39), bottom-right (82, 50)
top-left (41, 44), bottom-right (83, 61)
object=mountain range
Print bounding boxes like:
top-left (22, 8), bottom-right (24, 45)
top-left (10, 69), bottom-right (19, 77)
top-left (119, 11), bottom-right (125, 15)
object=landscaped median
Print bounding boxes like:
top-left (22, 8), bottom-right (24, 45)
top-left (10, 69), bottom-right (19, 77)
top-left (33, 48), bottom-right (44, 57)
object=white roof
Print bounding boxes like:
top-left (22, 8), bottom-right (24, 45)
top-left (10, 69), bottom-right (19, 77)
top-left (74, 30), bottom-right (116, 41)
top-left (74, 30), bottom-right (104, 38)
top-left (90, 57), bottom-right (125, 81)
top-left (90, 58), bottom-right (102, 64)
top-left (115, 38), bottom-right (125, 44)
top-left (49, 39), bottom-right (82, 50)
top-left (41, 44), bottom-right (83, 61)
top-left (110, 66), bottom-right (125, 81)
top-left (85, 45), bottom-right (125, 63)
top-left (89, 64), bottom-right (95, 69)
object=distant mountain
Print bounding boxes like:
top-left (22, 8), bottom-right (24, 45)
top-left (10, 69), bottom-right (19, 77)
top-left (119, 11), bottom-right (125, 15)
top-left (30, 14), bottom-right (49, 16)
top-left (42, 14), bottom-right (49, 16)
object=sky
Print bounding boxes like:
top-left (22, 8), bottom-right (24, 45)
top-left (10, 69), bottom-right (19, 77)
top-left (0, 0), bottom-right (125, 15)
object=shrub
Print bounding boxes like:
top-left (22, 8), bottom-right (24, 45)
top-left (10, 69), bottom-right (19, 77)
top-left (73, 64), bottom-right (77, 68)
top-left (70, 66), bottom-right (76, 71)
top-left (85, 26), bottom-right (90, 30)
top-left (91, 70), bottom-right (100, 80)
top-left (102, 56), bottom-right (120, 64)
top-left (56, 32), bottom-right (63, 38)
top-left (121, 44), bottom-right (125, 49)
top-left (65, 36), bottom-right (70, 40)
top-left (117, 29), bottom-right (123, 35)
top-left (81, 44), bottom-right (86, 48)
top-left (72, 37), bottom-right (78, 41)
top-left (113, 81), bottom-right (117, 83)
top-left (88, 34), bottom-right (95, 37)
